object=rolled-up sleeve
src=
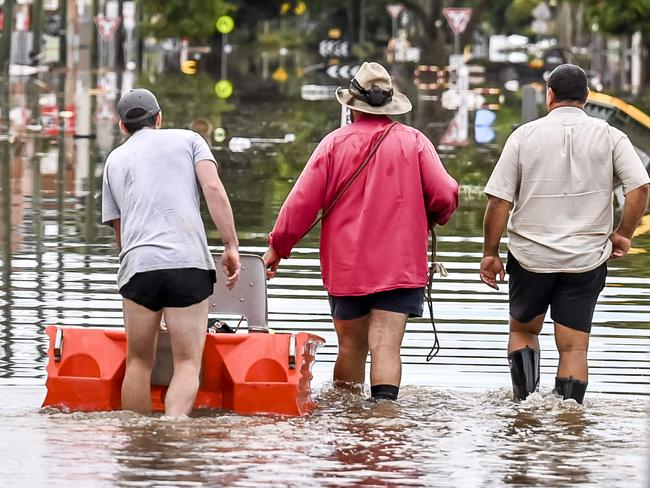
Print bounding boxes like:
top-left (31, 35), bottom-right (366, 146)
top-left (611, 128), bottom-right (650, 194)
top-left (418, 134), bottom-right (459, 225)
top-left (101, 162), bottom-right (120, 225)
top-left (484, 128), bottom-right (521, 203)
top-left (268, 140), bottom-right (330, 258)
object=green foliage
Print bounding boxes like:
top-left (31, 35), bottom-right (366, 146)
top-left (258, 28), bottom-right (305, 50)
top-left (136, 72), bottom-right (234, 128)
top-left (139, 0), bottom-right (235, 41)
top-left (585, 0), bottom-right (650, 35)
top-left (505, 0), bottom-right (540, 28)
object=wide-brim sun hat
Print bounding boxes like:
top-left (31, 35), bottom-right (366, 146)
top-left (335, 62), bottom-right (412, 115)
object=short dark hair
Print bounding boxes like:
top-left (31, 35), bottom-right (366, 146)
top-left (547, 64), bottom-right (588, 104)
top-left (122, 108), bottom-right (158, 133)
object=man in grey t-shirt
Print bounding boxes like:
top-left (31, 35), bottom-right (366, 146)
top-left (480, 65), bottom-right (649, 404)
top-left (102, 88), bottom-right (240, 417)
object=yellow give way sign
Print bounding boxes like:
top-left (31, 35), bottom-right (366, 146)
top-left (181, 60), bottom-right (197, 75)
top-left (216, 15), bottom-right (235, 34)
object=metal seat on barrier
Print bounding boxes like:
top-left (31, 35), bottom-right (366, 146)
top-left (151, 253), bottom-right (268, 386)
top-left (210, 253), bottom-right (269, 332)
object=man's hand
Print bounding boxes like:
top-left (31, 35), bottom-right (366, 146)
top-left (263, 247), bottom-right (281, 279)
top-left (609, 232), bottom-right (631, 259)
top-left (221, 247), bottom-right (240, 289)
top-left (480, 255), bottom-right (505, 290)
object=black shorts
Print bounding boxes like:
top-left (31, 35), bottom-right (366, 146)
top-left (328, 287), bottom-right (425, 321)
top-left (119, 268), bottom-right (216, 312)
top-left (506, 253), bottom-right (607, 333)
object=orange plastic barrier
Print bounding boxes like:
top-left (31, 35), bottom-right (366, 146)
top-left (43, 326), bottom-right (325, 416)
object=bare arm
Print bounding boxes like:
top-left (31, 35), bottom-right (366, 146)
top-left (480, 195), bottom-right (513, 289)
top-left (610, 183), bottom-right (650, 258)
top-left (195, 160), bottom-right (240, 288)
top-left (111, 219), bottom-right (121, 251)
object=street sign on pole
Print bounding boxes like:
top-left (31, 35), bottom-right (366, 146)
top-left (122, 1), bottom-right (136, 31)
top-left (94, 14), bottom-right (121, 41)
top-left (442, 8), bottom-right (472, 35)
top-left (386, 3), bottom-right (404, 19)
top-left (215, 15), bottom-right (234, 35)
top-left (443, 7), bottom-right (472, 55)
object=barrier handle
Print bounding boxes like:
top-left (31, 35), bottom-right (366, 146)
top-left (54, 328), bottom-right (64, 362)
top-left (288, 334), bottom-right (296, 369)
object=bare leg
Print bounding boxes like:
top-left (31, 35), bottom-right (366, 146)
top-left (122, 298), bottom-right (162, 414)
top-left (368, 309), bottom-right (407, 387)
top-left (508, 313), bottom-right (545, 353)
top-left (333, 314), bottom-right (370, 386)
top-left (162, 299), bottom-right (209, 417)
top-left (554, 322), bottom-right (589, 382)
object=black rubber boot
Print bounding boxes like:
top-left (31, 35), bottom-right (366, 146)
top-left (508, 346), bottom-right (540, 401)
top-left (553, 376), bottom-right (588, 404)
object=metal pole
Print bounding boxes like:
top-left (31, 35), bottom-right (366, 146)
top-left (1, 137), bottom-right (11, 293)
top-left (115, 0), bottom-right (124, 70)
top-left (31, 0), bottom-right (43, 63)
top-left (58, 0), bottom-right (67, 67)
top-left (1, 0), bottom-right (15, 72)
top-left (454, 32), bottom-right (459, 55)
top-left (91, 0), bottom-right (99, 70)
top-left (359, 0), bottom-right (366, 43)
top-left (221, 33), bottom-right (227, 80)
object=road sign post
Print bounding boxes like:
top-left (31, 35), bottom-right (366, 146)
top-left (216, 15), bottom-right (235, 93)
top-left (443, 7), bottom-right (472, 54)
top-left (386, 3), bottom-right (404, 39)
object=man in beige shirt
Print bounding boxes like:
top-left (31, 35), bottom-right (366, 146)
top-left (481, 64), bottom-right (649, 403)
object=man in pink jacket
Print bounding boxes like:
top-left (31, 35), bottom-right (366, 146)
top-left (264, 62), bottom-right (459, 400)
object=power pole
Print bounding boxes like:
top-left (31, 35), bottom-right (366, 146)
top-left (1, 0), bottom-right (15, 72)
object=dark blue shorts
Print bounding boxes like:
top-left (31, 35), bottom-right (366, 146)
top-left (328, 287), bottom-right (425, 321)
top-left (119, 268), bottom-right (216, 312)
top-left (506, 252), bottom-right (607, 333)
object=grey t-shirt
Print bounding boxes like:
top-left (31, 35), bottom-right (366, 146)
top-left (102, 128), bottom-right (217, 289)
top-left (485, 107), bottom-right (649, 273)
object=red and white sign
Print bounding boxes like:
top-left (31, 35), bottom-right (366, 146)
top-left (95, 97), bottom-right (118, 122)
top-left (440, 112), bottom-right (469, 147)
top-left (443, 8), bottom-right (473, 35)
top-left (41, 104), bottom-right (60, 136)
top-left (386, 3), bottom-right (405, 19)
top-left (94, 14), bottom-right (122, 41)
top-left (15, 8), bottom-right (30, 32)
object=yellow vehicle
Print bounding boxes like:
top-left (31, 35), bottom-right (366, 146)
top-left (586, 92), bottom-right (650, 161)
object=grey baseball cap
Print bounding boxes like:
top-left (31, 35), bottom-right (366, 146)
top-left (117, 88), bottom-right (161, 123)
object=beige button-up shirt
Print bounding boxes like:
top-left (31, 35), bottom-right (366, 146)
top-left (485, 106), bottom-right (649, 273)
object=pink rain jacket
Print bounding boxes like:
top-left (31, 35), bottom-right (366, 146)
top-left (269, 113), bottom-right (459, 296)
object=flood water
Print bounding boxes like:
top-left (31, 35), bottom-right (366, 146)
top-left (0, 67), bottom-right (649, 486)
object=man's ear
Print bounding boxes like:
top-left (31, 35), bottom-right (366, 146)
top-left (118, 120), bottom-right (128, 134)
top-left (156, 112), bottom-right (163, 128)
top-left (546, 87), bottom-right (555, 107)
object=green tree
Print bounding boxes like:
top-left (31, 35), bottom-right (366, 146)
top-left (583, 0), bottom-right (650, 90)
top-left (584, 0), bottom-right (650, 35)
top-left (139, 0), bottom-right (235, 41)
